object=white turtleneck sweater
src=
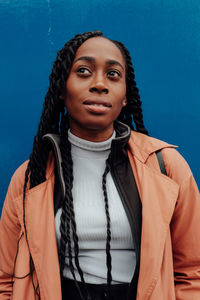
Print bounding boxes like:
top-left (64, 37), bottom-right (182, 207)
top-left (55, 130), bottom-right (136, 284)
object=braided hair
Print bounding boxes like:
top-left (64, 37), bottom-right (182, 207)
top-left (112, 40), bottom-right (148, 135)
top-left (20, 30), bottom-right (148, 299)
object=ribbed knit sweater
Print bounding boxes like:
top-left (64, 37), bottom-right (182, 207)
top-left (55, 130), bottom-right (135, 284)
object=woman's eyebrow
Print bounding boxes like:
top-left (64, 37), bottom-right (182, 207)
top-left (73, 56), bottom-right (124, 70)
top-left (74, 56), bottom-right (95, 64)
top-left (107, 60), bottom-right (124, 70)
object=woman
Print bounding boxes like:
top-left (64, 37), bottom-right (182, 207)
top-left (0, 30), bottom-right (199, 300)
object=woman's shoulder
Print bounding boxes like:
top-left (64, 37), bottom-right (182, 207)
top-left (161, 147), bottom-right (194, 185)
top-left (1, 161), bottom-right (29, 221)
top-left (129, 130), bottom-right (177, 154)
top-left (6, 160), bottom-right (29, 201)
top-left (128, 130), bottom-right (196, 187)
top-left (7, 153), bottom-right (55, 202)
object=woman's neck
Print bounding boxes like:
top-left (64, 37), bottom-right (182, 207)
top-left (68, 122), bottom-right (114, 142)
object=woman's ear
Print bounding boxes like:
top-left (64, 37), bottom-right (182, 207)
top-left (122, 98), bottom-right (127, 107)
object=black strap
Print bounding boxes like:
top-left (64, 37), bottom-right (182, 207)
top-left (155, 150), bottom-right (167, 175)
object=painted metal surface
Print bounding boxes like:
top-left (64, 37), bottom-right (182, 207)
top-left (0, 0), bottom-right (199, 209)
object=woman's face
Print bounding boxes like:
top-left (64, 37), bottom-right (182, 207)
top-left (63, 37), bottom-right (127, 141)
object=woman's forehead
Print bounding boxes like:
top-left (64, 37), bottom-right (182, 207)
top-left (74, 37), bottom-right (125, 66)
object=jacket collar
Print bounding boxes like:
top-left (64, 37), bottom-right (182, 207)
top-left (43, 121), bottom-right (131, 201)
top-left (43, 122), bottom-right (176, 206)
top-left (43, 121), bottom-right (131, 162)
top-left (43, 121), bottom-right (176, 173)
top-left (110, 121), bottom-right (131, 164)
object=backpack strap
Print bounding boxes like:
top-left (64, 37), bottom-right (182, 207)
top-left (155, 150), bottom-right (167, 175)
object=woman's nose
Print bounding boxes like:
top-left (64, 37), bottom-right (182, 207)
top-left (89, 74), bottom-right (109, 94)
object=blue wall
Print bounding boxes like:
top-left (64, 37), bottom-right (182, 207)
top-left (0, 0), bottom-right (199, 210)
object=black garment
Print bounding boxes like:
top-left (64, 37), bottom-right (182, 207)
top-left (61, 277), bottom-right (131, 300)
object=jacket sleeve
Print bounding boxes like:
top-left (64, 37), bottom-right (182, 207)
top-left (0, 170), bottom-right (23, 299)
top-left (163, 148), bottom-right (200, 299)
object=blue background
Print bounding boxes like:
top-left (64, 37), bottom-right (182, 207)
top-left (0, 0), bottom-right (199, 211)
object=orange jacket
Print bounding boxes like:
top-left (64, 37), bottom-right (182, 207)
top-left (0, 131), bottom-right (200, 300)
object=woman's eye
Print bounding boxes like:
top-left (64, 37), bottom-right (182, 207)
top-left (107, 70), bottom-right (121, 78)
top-left (77, 67), bottom-right (91, 75)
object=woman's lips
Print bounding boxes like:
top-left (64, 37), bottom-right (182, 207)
top-left (83, 100), bottom-right (111, 114)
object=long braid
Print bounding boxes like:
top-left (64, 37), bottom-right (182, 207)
top-left (113, 40), bottom-right (148, 135)
top-left (102, 163), bottom-right (112, 291)
top-left (29, 82), bottom-right (64, 188)
top-left (59, 114), bottom-right (79, 286)
top-left (22, 164), bottom-right (40, 297)
top-left (59, 113), bottom-right (91, 300)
